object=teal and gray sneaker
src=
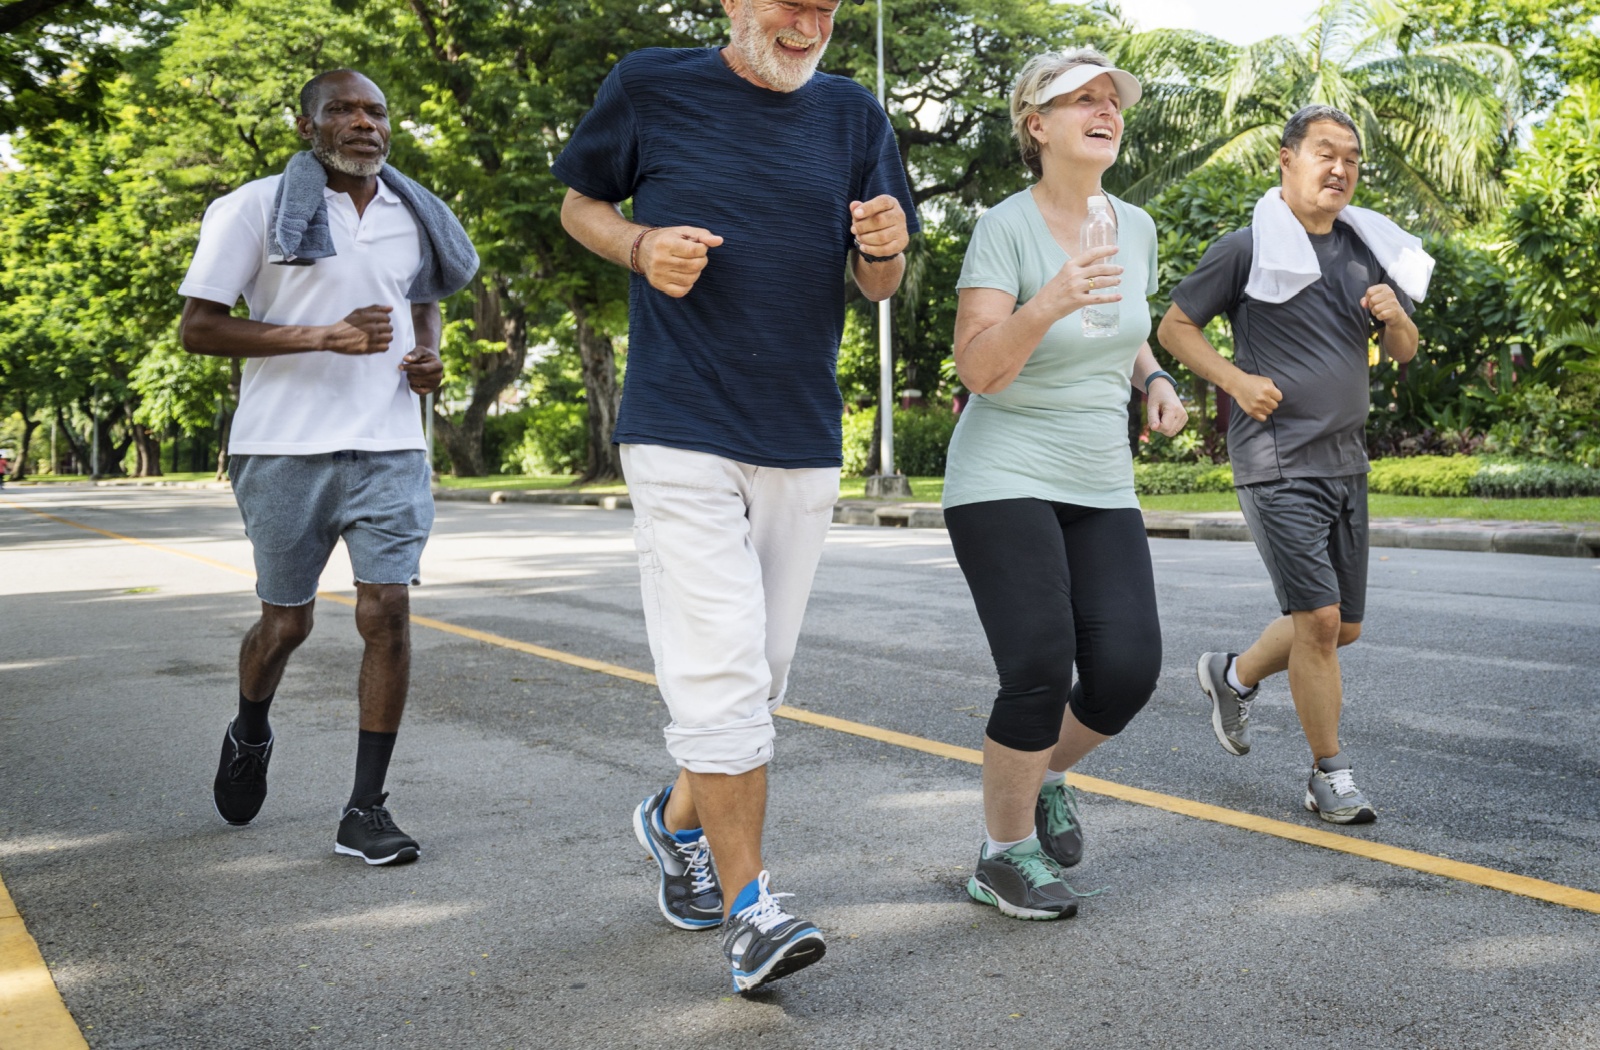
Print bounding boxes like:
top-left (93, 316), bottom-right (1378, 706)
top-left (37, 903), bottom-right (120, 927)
top-left (1304, 752), bottom-right (1377, 825)
top-left (1198, 651), bottom-right (1255, 756)
top-left (721, 871), bottom-right (826, 993)
top-left (967, 838), bottom-right (1079, 921)
top-left (1034, 779), bottom-right (1083, 868)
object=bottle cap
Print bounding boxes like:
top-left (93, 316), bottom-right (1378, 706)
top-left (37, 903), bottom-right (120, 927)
top-left (1087, 195), bottom-right (1109, 209)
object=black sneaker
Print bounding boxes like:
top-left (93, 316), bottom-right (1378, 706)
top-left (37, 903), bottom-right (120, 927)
top-left (213, 720), bottom-right (273, 826)
top-left (335, 793), bottom-right (420, 865)
top-left (721, 871), bottom-right (826, 993)
top-left (632, 786), bottom-right (723, 929)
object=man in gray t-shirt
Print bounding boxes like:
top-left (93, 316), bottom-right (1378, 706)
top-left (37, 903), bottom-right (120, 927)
top-left (1158, 105), bottom-right (1419, 826)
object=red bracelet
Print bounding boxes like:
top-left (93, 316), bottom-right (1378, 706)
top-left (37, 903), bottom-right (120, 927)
top-left (629, 226), bottom-right (658, 275)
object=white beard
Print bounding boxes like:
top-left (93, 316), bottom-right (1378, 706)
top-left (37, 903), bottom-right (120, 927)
top-left (730, 3), bottom-right (827, 92)
top-left (312, 140), bottom-right (387, 178)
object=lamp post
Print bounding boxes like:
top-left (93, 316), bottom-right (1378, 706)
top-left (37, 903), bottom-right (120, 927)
top-left (865, 0), bottom-right (912, 499)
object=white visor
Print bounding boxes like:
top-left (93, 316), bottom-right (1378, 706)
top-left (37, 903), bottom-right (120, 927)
top-left (1031, 63), bottom-right (1142, 110)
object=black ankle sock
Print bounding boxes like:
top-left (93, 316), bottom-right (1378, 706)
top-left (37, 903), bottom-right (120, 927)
top-left (348, 730), bottom-right (398, 811)
top-left (235, 691), bottom-right (275, 745)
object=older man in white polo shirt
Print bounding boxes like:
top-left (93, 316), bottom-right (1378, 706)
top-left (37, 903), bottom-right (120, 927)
top-left (179, 69), bottom-right (474, 865)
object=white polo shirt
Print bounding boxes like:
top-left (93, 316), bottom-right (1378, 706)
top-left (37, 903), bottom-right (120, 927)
top-left (179, 174), bottom-right (426, 455)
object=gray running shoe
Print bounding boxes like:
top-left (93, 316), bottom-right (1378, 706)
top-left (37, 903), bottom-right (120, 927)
top-left (1304, 753), bottom-right (1377, 825)
top-left (721, 871), bottom-right (826, 993)
top-left (1198, 651), bottom-right (1255, 756)
top-left (1034, 779), bottom-right (1083, 868)
top-left (967, 839), bottom-right (1080, 921)
top-left (632, 786), bottom-right (723, 929)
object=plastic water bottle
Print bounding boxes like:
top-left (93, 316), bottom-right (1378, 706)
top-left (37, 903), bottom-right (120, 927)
top-left (1081, 195), bottom-right (1118, 339)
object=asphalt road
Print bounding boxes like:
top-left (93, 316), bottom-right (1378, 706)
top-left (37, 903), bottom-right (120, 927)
top-left (2, 487), bottom-right (1597, 1050)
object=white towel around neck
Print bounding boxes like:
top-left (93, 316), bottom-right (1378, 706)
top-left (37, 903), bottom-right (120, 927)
top-left (1245, 187), bottom-right (1434, 304)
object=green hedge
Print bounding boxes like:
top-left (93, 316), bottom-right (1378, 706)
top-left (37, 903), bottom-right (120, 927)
top-left (1469, 458), bottom-right (1600, 498)
top-left (1132, 461), bottom-right (1234, 494)
top-left (1132, 455), bottom-right (1600, 497)
top-left (842, 407), bottom-right (957, 476)
top-left (1368, 455), bottom-right (1478, 497)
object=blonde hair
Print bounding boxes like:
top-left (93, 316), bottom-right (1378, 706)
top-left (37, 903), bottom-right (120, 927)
top-left (1010, 47), bottom-right (1117, 178)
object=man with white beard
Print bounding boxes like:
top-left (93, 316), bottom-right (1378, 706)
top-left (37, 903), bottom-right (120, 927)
top-left (554, 0), bottom-right (918, 993)
top-left (180, 69), bottom-right (475, 866)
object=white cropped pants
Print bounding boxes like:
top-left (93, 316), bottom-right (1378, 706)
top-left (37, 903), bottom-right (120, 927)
top-left (621, 443), bottom-right (840, 775)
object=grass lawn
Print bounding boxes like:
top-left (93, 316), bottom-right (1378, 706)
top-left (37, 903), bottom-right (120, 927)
top-left (1140, 491), bottom-right (1600, 524)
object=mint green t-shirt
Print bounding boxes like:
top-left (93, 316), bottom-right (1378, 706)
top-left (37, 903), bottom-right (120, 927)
top-left (943, 188), bottom-right (1159, 510)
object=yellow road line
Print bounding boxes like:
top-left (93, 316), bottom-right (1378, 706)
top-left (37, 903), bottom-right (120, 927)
top-left (774, 707), bottom-right (1600, 914)
top-left (0, 876), bottom-right (89, 1050)
top-left (8, 498), bottom-right (1600, 919)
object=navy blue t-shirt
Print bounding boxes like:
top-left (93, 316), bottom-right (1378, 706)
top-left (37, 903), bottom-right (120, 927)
top-left (551, 47), bottom-right (920, 468)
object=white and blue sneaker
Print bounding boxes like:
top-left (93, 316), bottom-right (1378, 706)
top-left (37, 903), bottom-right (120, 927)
top-left (721, 871), bottom-right (826, 993)
top-left (633, 786), bottom-right (722, 929)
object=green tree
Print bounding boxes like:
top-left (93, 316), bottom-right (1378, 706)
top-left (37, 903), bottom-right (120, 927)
top-left (1114, 0), bottom-right (1521, 228)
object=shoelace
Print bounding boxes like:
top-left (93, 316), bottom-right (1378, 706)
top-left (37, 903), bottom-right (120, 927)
top-left (353, 805), bottom-right (402, 835)
top-left (228, 746), bottom-right (269, 783)
top-left (734, 872), bottom-right (797, 933)
top-left (1043, 782), bottom-right (1079, 834)
top-left (677, 835), bottom-right (717, 896)
top-left (1236, 692), bottom-right (1256, 725)
top-left (1321, 766), bottom-right (1359, 798)
top-left (1011, 849), bottom-right (1066, 890)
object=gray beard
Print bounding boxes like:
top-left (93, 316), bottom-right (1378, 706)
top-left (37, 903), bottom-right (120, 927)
top-left (312, 140), bottom-right (386, 178)
top-left (731, 7), bottom-right (825, 92)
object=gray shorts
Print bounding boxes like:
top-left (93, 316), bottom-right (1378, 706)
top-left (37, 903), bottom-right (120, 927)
top-left (230, 450), bottom-right (434, 607)
top-left (1235, 473), bottom-right (1368, 623)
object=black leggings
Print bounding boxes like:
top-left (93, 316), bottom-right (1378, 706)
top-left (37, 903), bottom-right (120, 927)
top-left (945, 499), bottom-right (1162, 751)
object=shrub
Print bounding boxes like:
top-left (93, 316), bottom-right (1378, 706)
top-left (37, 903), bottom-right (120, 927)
top-left (842, 407), bottom-right (957, 476)
top-left (483, 408), bottom-right (534, 474)
top-left (1469, 458), bottom-right (1600, 498)
top-left (1367, 454), bottom-right (1600, 497)
top-left (1367, 455), bottom-right (1477, 497)
top-left (507, 402), bottom-right (588, 475)
top-left (1132, 461), bottom-right (1234, 494)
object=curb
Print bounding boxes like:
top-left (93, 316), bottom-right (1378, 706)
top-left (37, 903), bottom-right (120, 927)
top-left (434, 489), bottom-right (1600, 559)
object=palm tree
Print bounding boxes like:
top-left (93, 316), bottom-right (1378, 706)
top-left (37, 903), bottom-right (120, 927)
top-left (1107, 0), bottom-right (1521, 229)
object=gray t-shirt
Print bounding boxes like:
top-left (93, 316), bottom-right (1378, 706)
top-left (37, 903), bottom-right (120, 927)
top-left (1170, 224), bottom-right (1414, 486)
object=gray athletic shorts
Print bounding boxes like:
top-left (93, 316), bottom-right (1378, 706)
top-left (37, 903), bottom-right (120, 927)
top-left (229, 450), bottom-right (434, 607)
top-left (1235, 472), bottom-right (1368, 623)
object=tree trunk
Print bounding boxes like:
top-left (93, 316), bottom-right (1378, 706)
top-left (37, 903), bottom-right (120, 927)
top-left (571, 299), bottom-right (622, 483)
top-left (55, 403), bottom-right (88, 473)
top-left (11, 394), bottom-right (38, 481)
top-left (433, 280), bottom-right (528, 477)
top-left (215, 359), bottom-right (240, 480)
top-left (129, 408), bottom-right (163, 478)
top-left (865, 403), bottom-right (883, 476)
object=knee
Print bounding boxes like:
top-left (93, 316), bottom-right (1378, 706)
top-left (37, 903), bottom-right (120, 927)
top-left (261, 604), bottom-right (314, 651)
top-left (1073, 652), bottom-right (1161, 737)
top-left (356, 585), bottom-right (410, 645)
top-left (1294, 607), bottom-right (1342, 652)
top-left (988, 648), bottom-right (1073, 752)
top-left (1337, 621), bottom-right (1362, 647)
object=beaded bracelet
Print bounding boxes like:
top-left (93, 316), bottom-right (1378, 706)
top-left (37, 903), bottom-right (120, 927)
top-left (629, 226), bottom-right (659, 275)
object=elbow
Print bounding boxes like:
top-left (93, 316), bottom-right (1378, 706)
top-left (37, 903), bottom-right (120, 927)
top-left (1156, 315), bottom-right (1179, 349)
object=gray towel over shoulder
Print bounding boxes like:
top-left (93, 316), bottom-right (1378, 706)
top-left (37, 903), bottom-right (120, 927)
top-left (267, 151), bottom-right (479, 303)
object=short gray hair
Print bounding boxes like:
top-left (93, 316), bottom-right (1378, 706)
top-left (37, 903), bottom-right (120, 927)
top-left (1010, 47), bottom-right (1116, 179)
top-left (1282, 105), bottom-right (1362, 154)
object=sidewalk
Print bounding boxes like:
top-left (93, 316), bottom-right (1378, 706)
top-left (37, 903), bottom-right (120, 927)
top-left (433, 487), bottom-right (1600, 559)
top-left (16, 479), bottom-right (1597, 558)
